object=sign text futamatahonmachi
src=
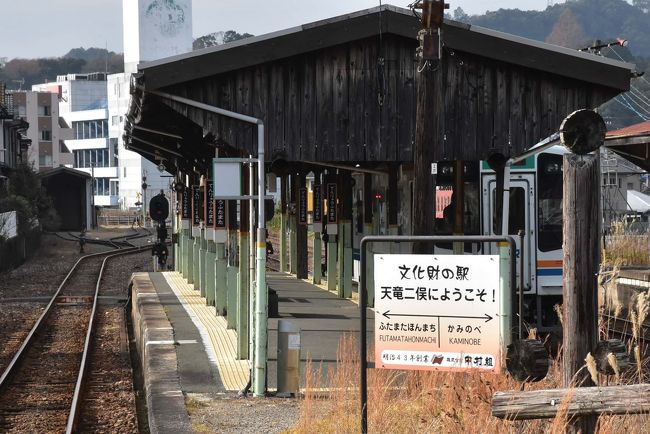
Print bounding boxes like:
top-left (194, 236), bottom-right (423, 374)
top-left (374, 254), bottom-right (501, 372)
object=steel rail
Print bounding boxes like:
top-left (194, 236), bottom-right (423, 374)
top-left (0, 249), bottom-right (116, 390)
top-left (66, 245), bottom-right (148, 433)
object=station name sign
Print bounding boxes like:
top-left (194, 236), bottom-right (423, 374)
top-left (192, 186), bottom-right (201, 226)
top-left (312, 184), bottom-right (322, 224)
top-left (298, 187), bottom-right (308, 225)
top-left (181, 189), bottom-right (190, 219)
top-left (374, 254), bottom-right (501, 373)
top-left (205, 181), bottom-right (214, 226)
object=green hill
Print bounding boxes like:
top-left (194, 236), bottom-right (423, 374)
top-left (457, 0), bottom-right (650, 129)
top-left (0, 48), bottom-right (123, 91)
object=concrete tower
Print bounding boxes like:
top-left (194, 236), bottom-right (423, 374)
top-left (110, 0), bottom-right (193, 210)
top-left (123, 0), bottom-right (193, 73)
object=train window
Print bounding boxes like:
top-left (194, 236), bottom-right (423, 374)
top-left (537, 153), bottom-right (563, 252)
top-left (492, 187), bottom-right (526, 235)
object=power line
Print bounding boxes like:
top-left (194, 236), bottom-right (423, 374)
top-left (615, 95), bottom-right (649, 121)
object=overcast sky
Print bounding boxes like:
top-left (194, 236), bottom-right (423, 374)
top-left (0, 1), bottom-right (552, 59)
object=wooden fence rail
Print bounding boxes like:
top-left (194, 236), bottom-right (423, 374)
top-left (492, 383), bottom-right (650, 420)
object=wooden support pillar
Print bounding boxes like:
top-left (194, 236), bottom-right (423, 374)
top-left (490, 156), bottom-right (506, 234)
top-left (237, 170), bottom-right (250, 358)
top-left (388, 165), bottom-right (399, 239)
top-left (338, 171), bottom-right (353, 298)
top-left (562, 153), bottom-right (600, 434)
top-left (364, 173), bottom-right (375, 307)
top-left (289, 174), bottom-right (298, 275)
top-left (296, 172), bottom-right (308, 279)
top-left (413, 51), bottom-right (443, 253)
top-left (312, 172), bottom-right (322, 285)
top-left (363, 174), bottom-right (373, 236)
top-left (280, 175), bottom-right (288, 272)
top-left (453, 160), bottom-right (465, 254)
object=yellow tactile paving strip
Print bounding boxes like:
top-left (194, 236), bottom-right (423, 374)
top-left (162, 272), bottom-right (249, 391)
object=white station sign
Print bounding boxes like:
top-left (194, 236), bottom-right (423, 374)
top-left (374, 254), bottom-right (502, 372)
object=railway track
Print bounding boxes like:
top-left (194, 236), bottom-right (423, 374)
top-left (0, 247), bottom-right (146, 433)
top-left (55, 227), bottom-right (152, 249)
top-left (266, 230), bottom-right (324, 275)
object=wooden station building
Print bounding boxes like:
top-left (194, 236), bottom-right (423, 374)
top-left (124, 5), bottom-right (635, 356)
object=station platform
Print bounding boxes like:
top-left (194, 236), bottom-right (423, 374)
top-left (130, 270), bottom-right (375, 433)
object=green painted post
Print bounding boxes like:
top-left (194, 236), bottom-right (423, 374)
top-left (499, 243), bottom-right (512, 356)
top-left (327, 237), bottom-right (337, 292)
top-left (289, 215), bottom-right (297, 275)
top-left (238, 231), bottom-right (250, 359)
top-left (312, 232), bottom-right (321, 285)
top-left (337, 222), bottom-right (345, 297)
top-left (342, 221), bottom-right (352, 298)
top-left (193, 234), bottom-right (201, 289)
top-left (205, 240), bottom-right (216, 306)
top-left (215, 243), bottom-right (227, 316)
top-left (175, 215), bottom-right (182, 272)
top-left (280, 212), bottom-right (288, 272)
top-left (199, 229), bottom-right (207, 297)
top-left (365, 222), bottom-right (375, 307)
top-left (185, 233), bottom-right (194, 282)
top-left (227, 266), bottom-right (239, 329)
top-left (176, 227), bottom-right (184, 272)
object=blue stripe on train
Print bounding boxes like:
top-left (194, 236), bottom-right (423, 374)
top-left (537, 268), bottom-right (562, 276)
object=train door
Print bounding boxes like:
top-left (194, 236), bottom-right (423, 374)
top-left (481, 174), bottom-right (535, 293)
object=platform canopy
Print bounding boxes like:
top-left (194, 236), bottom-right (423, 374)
top-left (125, 4), bottom-right (637, 175)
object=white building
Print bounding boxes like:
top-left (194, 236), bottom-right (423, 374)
top-left (108, 0), bottom-right (193, 210)
top-left (34, 73), bottom-right (120, 207)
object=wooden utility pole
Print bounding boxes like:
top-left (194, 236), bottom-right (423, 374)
top-left (560, 109), bottom-right (606, 434)
top-left (562, 152), bottom-right (600, 433)
top-left (413, 0), bottom-right (448, 252)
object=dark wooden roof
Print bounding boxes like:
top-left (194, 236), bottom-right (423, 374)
top-left (38, 166), bottom-right (91, 179)
top-left (139, 5), bottom-right (634, 91)
top-left (126, 4), bottom-right (636, 172)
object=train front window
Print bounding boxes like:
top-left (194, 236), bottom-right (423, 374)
top-left (537, 153), bottom-right (563, 252)
top-left (492, 187), bottom-right (526, 235)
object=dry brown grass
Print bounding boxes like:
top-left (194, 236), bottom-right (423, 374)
top-left (289, 231), bottom-right (650, 433)
top-left (602, 222), bottom-right (649, 267)
top-left (291, 332), bottom-right (649, 433)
